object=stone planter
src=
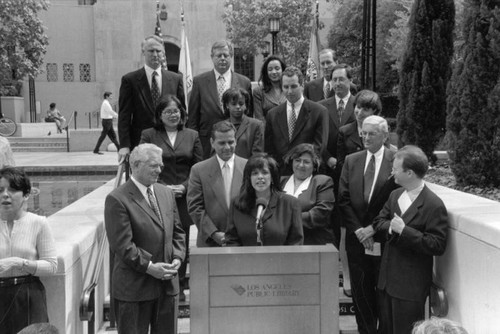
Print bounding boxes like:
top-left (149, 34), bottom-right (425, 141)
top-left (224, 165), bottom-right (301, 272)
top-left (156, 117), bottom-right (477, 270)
top-left (1, 96), bottom-right (25, 123)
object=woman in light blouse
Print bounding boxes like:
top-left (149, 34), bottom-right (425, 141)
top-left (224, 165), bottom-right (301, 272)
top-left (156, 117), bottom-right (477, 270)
top-left (281, 143), bottom-right (335, 245)
top-left (0, 167), bottom-right (57, 333)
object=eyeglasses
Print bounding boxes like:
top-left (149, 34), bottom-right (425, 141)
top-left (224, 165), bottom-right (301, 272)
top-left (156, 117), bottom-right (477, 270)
top-left (161, 109), bottom-right (180, 116)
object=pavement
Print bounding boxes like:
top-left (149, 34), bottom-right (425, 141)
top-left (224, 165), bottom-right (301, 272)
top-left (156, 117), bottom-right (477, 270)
top-left (13, 151), bottom-right (119, 169)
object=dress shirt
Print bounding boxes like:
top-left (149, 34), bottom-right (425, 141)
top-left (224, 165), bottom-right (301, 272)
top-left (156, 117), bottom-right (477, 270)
top-left (145, 65), bottom-right (162, 94)
top-left (214, 69), bottom-right (231, 92)
top-left (364, 146), bottom-right (385, 203)
top-left (287, 96), bottom-right (305, 120)
top-left (100, 99), bottom-right (118, 119)
top-left (390, 181), bottom-right (425, 234)
top-left (0, 212), bottom-right (57, 277)
top-left (323, 78), bottom-right (332, 93)
top-left (216, 154), bottom-right (235, 181)
top-left (131, 176), bottom-right (156, 206)
top-left (283, 175), bottom-right (312, 198)
top-left (335, 92), bottom-right (351, 110)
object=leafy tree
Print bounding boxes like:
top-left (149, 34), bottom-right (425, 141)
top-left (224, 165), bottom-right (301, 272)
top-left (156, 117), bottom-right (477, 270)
top-left (446, 0), bottom-right (500, 186)
top-left (0, 0), bottom-right (49, 96)
top-left (396, 0), bottom-right (455, 164)
top-left (326, 0), bottom-right (405, 93)
top-left (222, 0), bottom-right (319, 69)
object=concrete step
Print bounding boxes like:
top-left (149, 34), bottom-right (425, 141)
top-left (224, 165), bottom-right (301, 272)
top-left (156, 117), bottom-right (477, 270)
top-left (8, 136), bottom-right (68, 152)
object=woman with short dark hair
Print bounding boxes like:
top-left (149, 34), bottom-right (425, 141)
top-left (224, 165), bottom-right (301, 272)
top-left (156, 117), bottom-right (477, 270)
top-left (281, 143), bottom-right (335, 245)
top-left (140, 95), bottom-right (203, 300)
top-left (225, 153), bottom-right (303, 246)
top-left (0, 167), bottom-right (57, 334)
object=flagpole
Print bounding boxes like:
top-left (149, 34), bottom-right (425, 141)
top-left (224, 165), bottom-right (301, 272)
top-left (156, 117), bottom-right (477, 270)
top-left (179, 1), bottom-right (193, 111)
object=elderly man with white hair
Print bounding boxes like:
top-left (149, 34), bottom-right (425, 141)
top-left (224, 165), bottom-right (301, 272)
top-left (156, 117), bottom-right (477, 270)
top-left (338, 115), bottom-right (399, 334)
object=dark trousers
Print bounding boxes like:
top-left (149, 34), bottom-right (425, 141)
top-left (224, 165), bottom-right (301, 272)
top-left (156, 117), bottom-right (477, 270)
top-left (114, 292), bottom-right (178, 334)
top-left (0, 278), bottom-right (49, 334)
top-left (94, 119), bottom-right (119, 152)
top-left (377, 289), bottom-right (425, 334)
top-left (176, 196), bottom-right (191, 290)
top-left (347, 252), bottom-right (381, 334)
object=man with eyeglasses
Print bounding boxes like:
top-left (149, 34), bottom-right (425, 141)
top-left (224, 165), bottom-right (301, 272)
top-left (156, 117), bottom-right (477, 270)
top-left (187, 40), bottom-right (253, 159)
top-left (105, 143), bottom-right (186, 334)
top-left (338, 115), bottom-right (399, 334)
top-left (118, 35), bottom-right (185, 162)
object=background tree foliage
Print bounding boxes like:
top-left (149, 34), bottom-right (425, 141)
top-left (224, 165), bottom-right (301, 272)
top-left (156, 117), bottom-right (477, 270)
top-left (326, 0), bottom-right (406, 93)
top-left (396, 0), bottom-right (455, 164)
top-left (446, 0), bottom-right (500, 187)
top-left (222, 0), bottom-right (318, 69)
top-left (0, 0), bottom-right (49, 96)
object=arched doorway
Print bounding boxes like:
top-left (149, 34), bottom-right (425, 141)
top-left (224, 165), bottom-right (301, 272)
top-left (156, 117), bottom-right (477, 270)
top-left (164, 42), bottom-right (180, 73)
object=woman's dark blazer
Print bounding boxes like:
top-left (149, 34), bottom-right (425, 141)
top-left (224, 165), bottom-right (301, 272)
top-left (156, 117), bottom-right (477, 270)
top-left (234, 115), bottom-right (264, 159)
top-left (280, 174), bottom-right (335, 245)
top-left (225, 192), bottom-right (304, 246)
top-left (140, 127), bottom-right (203, 228)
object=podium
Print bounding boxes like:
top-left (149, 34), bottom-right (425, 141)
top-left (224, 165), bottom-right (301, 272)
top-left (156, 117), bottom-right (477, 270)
top-left (190, 245), bottom-right (339, 334)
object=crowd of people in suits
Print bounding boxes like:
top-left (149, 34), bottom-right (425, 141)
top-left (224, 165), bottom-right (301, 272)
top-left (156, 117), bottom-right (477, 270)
top-left (101, 35), bottom-right (454, 334)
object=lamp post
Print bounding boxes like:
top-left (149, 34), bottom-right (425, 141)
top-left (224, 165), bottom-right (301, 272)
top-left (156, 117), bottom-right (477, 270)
top-left (262, 41), bottom-right (271, 58)
top-left (269, 17), bottom-right (280, 55)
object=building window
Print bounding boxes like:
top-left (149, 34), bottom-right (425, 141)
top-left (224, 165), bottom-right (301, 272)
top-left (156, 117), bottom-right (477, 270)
top-left (47, 63), bottom-right (58, 82)
top-left (234, 48), bottom-right (255, 81)
top-left (79, 63), bottom-right (91, 82)
top-left (63, 63), bottom-right (74, 82)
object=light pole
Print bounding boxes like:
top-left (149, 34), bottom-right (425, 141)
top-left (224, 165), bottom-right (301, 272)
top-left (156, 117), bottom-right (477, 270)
top-left (269, 17), bottom-right (280, 55)
top-left (262, 41), bottom-right (271, 59)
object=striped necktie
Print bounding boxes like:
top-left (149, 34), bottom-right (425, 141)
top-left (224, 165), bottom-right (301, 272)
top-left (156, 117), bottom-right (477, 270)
top-left (289, 103), bottom-right (296, 141)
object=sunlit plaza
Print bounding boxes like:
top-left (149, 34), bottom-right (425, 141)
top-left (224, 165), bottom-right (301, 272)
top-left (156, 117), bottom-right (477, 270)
top-left (2, 0), bottom-right (500, 333)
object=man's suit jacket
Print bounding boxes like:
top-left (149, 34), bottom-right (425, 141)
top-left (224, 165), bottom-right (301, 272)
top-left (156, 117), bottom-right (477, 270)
top-left (280, 174), bottom-right (335, 245)
top-left (304, 77), bottom-right (334, 102)
top-left (264, 99), bottom-right (328, 175)
top-left (140, 127), bottom-right (203, 229)
top-left (234, 116), bottom-right (264, 159)
top-left (186, 70), bottom-right (253, 158)
top-left (338, 148), bottom-right (399, 254)
top-left (105, 180), bottom-right (186, 302)
top-left (374, 186), bottom-right (448, 302)
top-left (187, 155), bottom-right (247, 247)
top-left (118, 67), bottom-right (185, 150)
top-left (319, 95), bottom-right (356, 166)
top-left (337, 121), bottom-right (363, 168)
top-left (225, 192), bottom-right (304, 246)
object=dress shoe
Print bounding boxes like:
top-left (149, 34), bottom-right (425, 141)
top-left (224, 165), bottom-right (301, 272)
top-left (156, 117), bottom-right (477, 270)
top-left (179, 290), bottom-right (186, 302)
top-left (93, 151), bottom-right (104, 155)
top-left (343, 288), bottom-right (352, 297)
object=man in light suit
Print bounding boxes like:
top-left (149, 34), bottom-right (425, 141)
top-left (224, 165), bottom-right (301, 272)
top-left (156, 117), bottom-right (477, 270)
top-left (265, 66), bottom-right (329, 176)
top-left (338, 115), bottom-right (399, 334)
top-left (304, 48), bottom-right (337, 101)
top-left (105, 143), bottom-right (186, 334)
top-left (187, 40), bottom-right (253, 159)
top-left (118, 35), bottom-right (185, 161)
top-left (374, 145), bottom-right (448, 334)
top-left (187, 121), bottom-right (247, 247)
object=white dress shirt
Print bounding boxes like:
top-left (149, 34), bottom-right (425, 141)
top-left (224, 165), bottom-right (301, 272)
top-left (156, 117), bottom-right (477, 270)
top-left (145, 65), bottom-right (162, 94)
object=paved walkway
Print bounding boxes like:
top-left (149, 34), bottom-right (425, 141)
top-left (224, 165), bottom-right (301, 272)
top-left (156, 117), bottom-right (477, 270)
top-left (13, 151), bottom-right (119, 168)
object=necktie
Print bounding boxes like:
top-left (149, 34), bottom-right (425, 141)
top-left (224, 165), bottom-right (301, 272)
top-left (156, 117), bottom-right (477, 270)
top-left (338, 98), bottom-right (345, 123)
top-left (222, 162), bottom-right (231, 208)
top-left (151, 71), bottom-right (160, 109)
top-left (324, 82), bottom-right (330, 100)
top-left (217, 75), bottom-right (226, 108)
top-left (289, 103), bottom-right (296, 141)
top-left (147, 187), bottom-right (167, 261)
top-left (363, 154), bottom-right (376, 204)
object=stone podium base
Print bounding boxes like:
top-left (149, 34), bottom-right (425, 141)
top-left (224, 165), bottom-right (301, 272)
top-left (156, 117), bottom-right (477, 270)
top-left (190, 245), bottom-right (339, 334)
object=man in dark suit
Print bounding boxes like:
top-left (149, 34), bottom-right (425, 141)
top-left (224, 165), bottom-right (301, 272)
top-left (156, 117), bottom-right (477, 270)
top-left (187, 121), bottom-right (247, 247)
top-left (304, 48), bottom-right (337, 101)
top-left (374, 145), bottom-right (448, 334)
top-left (187, 40), bottom-right (253, 159)
top-left (118, 35), bottom-right (185, 161)
top-left (265, 66), bottom-right (328, 176)
top-left (105, 143), bottom-right (186, 334)
top-left (338, 115), bottom-right (399, 334)
top-left (337, 89), bottom-right (383, 173)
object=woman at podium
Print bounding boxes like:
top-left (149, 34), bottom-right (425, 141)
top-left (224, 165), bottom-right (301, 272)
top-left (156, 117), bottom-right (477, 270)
top-left (225, 153), bottom-right (303, 246)
top-left (281, 144), bottom-right (335, 245)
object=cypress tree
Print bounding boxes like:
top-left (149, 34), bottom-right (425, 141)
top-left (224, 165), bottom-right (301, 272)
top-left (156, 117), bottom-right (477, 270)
top-left (397, 0), bottom-right (455, 163)
top-left (446, 0), bottom-right (500, 186)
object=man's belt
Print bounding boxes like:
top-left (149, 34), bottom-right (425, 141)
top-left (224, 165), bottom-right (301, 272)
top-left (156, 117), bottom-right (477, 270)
top-left (0, 275), bottom-right (38, 288)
